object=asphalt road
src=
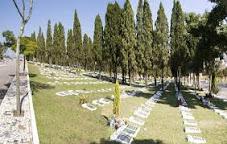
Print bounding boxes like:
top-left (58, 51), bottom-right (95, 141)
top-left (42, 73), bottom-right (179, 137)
top-left (0, 59), bottom-right (16, 104)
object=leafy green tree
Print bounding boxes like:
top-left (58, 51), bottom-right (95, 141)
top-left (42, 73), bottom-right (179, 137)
top-left (30, 32), bottom-right (36, 41)
top-left (13, 37), bottom-right (37, 70)
top-left (142, 0), bottom-right (153, 87)
top-left (46, 20), bottom-right (53, 64)
top-left (121, 0), bottom-right (137, 85)
top-left (93, 15), bottom-right (103, 79)
top-left (2, 30), bottom-right (16, 48)
top-left (135, 0), bottom-right (145, 78)
top-left (73, 10), bottom-right (82, 66)
top-left (155, 2), bottom-right (169, 89)
top-left (2, 30), bottom-right (16, 59)
top-left (67, 29), bottom-right (74, 66)
top-left (113, 80), bottom-right (121, 117)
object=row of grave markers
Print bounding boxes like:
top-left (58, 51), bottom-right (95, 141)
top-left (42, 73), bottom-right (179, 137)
top-left (47, 80), bottom-right (108, 86)
top-left (175, 86), bottom-right (207, 144)
top-left (110, 82), bottom-right (170, 144)
top-left (55, 88), bottom-right (113, 97)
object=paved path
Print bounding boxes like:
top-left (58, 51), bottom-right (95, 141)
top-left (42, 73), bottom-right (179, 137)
top-left (0, 59), bottom-right (15, 88)
top-left (0, 59), bottom-right (16, 104)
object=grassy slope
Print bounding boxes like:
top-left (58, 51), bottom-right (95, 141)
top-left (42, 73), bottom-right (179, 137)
top-left (29, 64), bottom-right (227, 144)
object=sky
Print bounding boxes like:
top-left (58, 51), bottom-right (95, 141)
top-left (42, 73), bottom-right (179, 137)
top-left (0, 0), bottom-right (215, 42)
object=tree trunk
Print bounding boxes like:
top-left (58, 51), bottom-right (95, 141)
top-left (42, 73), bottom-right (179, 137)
top-left (161, 68), bottom-right (164, 90)
top-left (15, 21), bottom-right (25, 116)
top-left (98, 64), bottom-right (101, 80)
top-left (145, 71), bottom-right (148, 87)
top-left (196, 73), bottom-right (200, 90)
top-left (128, 69), bottom-right (132, 86)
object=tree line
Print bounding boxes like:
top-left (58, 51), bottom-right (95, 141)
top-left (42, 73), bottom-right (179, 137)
top-left (2, 0), bottom-right (227, 94)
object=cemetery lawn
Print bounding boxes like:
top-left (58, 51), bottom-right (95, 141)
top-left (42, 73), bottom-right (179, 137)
top-left (29, 64), bottom-right (115, 144)
top-left (29, 64), bottom-right (227, 144)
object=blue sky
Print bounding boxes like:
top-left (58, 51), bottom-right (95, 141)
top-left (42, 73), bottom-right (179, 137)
top-left (0, 0), bottom-right (215, 41)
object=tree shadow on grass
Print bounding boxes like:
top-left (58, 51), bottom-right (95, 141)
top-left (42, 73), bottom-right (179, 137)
top-left (157, 84), bottom-right (179, 108)
top-left (30, 81), bottom-right (55, 93)
top-left (29, 73), bottom-right (37, 78)
top-left (90, 138), bottom-right (165, 144)
top-left (210, 97), bottom-right (227, 110)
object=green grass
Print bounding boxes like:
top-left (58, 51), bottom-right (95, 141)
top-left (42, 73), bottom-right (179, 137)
top-left (182, 88), bottom-right (227, 144)
top-left (29, 64), bottom-right (115, 144)
top-left (29, 64), bottom-right (227, 144)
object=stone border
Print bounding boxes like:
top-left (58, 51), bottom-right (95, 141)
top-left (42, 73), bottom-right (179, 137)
top-left (26, 62), bottom-right (40, 144)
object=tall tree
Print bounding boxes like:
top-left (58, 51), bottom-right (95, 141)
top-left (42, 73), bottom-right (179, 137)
top-left (170, 0), bottom-right (188, 90)
top-left (104, 2), bottom-right (122, 82)
top-left (155, 2), bottom-right (169, 89)
top-left (121, 0), bottom-right (137, 85)
top-left (67, 29), bottom-right (74, 66)
top-left (46, 20), bottom-right (53, 64)
top-left (135, 0), bottom-right (145, 78)
top-left (82, 34), bottom-right (89, 70)
top-left (58, 22), bottom-right (66, 66)
top-left (142, 0), bottom-right (153, 87)
top-left (37, 27), bottom-right (46, 63)
top-left (73, 10), bottom-right (82, 67)
top-left (93, 15), bottom-right (103, 79)
top-left (53, 23), bottom-right (59, 65)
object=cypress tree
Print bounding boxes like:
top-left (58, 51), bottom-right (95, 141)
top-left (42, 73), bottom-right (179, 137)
top-left (104, 2), bottom-right (122, 82)
top-left (88, 37), bottom-right (93, 70)
top-left (135, 0), bottom-right (145, 78)
top-left (170, 0), bottom-right (188, 89)
top-left (73, 10), bottom-right (82, 67)
top-left (30, 32), bottom-right (36, 60)
top-left (93, 15), bottom-right (103, 79)
top-left (142, 0), bottom-right (153, 86)
top-left (67, 29), bottom-right (74, 66)
top-left (58, 22), bottom-right (66, 66)
top-left (46, 20), bottom-right (53, 64)
top-left (155, 2), bottom-right (169, 89)
top-left (37, 27), bottom-right (45, 63)
top-left (121, 0), bottom-right (137, 85)
top-left (53, 23), bottom-right (59, 65)
top-left (82, 34), bottom-right (89, 70)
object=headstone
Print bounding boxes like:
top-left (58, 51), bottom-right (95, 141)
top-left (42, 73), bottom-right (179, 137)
top-left (185, 127), bottom-right (201, 134)
top-left (187, 135), bottom-right (206, 144)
